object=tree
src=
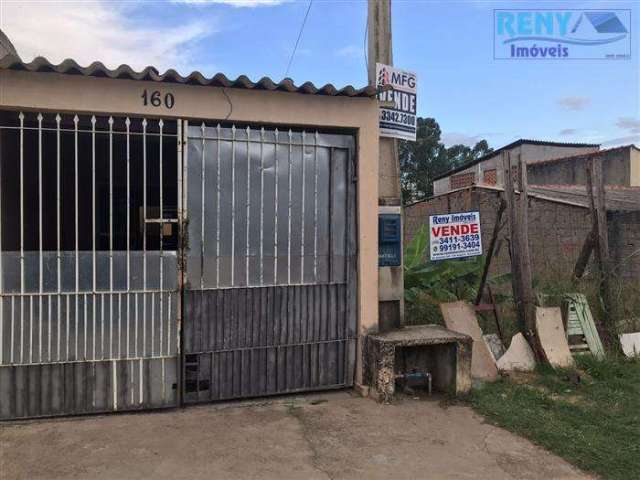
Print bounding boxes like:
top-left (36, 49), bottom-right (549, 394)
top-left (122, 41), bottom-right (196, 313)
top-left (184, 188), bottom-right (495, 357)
top-left (399, 118), bottom-right (493, 203)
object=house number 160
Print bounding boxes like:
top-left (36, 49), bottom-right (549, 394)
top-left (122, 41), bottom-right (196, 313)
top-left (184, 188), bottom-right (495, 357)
top-left (141, 90), bottom-right (175, 109)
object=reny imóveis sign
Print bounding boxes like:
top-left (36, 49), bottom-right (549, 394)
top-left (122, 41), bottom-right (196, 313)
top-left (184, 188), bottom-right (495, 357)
top-left (429, 212), bottom-right (483, 261)
top-left (376, 63), bottom-right (417, 141)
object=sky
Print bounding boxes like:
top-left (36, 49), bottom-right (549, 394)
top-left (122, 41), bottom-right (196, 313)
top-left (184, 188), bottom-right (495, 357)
top-left (0, 0), bottom-right (638, 149)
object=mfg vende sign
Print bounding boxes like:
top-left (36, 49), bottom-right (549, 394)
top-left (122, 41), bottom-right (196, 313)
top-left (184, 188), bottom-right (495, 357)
top-left (494, 10), bottom-right (631, 60)
top-left (376, 63), bottom-right (417, 141)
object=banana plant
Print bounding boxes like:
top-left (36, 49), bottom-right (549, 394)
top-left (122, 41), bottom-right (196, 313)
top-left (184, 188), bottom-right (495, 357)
top-left (404, 225), bottom-right (510, 303)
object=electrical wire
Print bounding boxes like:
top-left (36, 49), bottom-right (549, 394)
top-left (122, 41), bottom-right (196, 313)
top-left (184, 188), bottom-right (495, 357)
top-left (284, 0), bottom-right (313, 79)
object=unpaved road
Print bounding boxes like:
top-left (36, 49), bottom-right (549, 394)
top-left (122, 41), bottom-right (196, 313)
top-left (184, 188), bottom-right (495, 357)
top-left (0, 391), bottom-right (591, 480)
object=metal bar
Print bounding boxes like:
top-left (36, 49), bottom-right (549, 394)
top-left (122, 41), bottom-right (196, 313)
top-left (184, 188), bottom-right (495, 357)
top-left (159, 119), bottom-right (164, 356)
top-left (231, 125), bottom-right (236, 286)
top-left (56, 114), bottom-right (62, 362)
top-left (66, 294), bottom-right (70, 361)
top-left (19, 112), bottom-right (24, 364)
top-left (117, 293), bottom-right (121, 358)
top-left (84, 293), bottom-right (88, 359)
top-left (91, 116), bottom-right (97, 361)
top-left (100, 293), bottom-right (104, 359)
top-left (287, 129), bottom-right (292, 285)
top-left (29, 295), bottom-right (33, 363)
top-left (139, 358), bottom-right (143, 404)
top-left (0, 111), bottom-right (3, 362)
top-left (0, 282), bottom-right (342, 299)
top-left (142, 119), bottom-right (147, 358)
top-left (200, 122), bottom-right (206, 290)
top-left (246, 126), bottom-right (251, 285)
top-left (0, 125), bottom-right (176, 138)
top-left (166, 293), bottom-right (172, 356)
top-left (274, 129), bottom-right (279, 285)
top-left (108, 117), bottom-right (114, 359)
top-left (134, 292), bottom-right (138, 357)
top-left (215, 124), bottom-right (221, 288)
top-left (38, 114), bottom-right (43, 363)
top-left (74, 115), bottom-right (80, 361)
top-left (1, 287), bottom-right (180, 298)
top-left (300, 131), bottom-right (306, 283)
top-left (259, 128), bottom-right (265, 286)
top-left (10, 296), bottom-right (14, 363)
top-left (313, 133), bottom-right (319, 281)
top-left (126, 119), bottom-right (131, 357)
top-left (47, 295), bottom-right (51, 362)
top-left (151, 291), bottom-right (155, 356)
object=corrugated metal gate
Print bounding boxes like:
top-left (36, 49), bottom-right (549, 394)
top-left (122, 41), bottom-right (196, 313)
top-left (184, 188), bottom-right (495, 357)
top-left (0, 111), bottom-right (358, 419)
top-left (0, 111), bottom-right (180, 419)
top-left (182, 123), bottom-right (357, 402)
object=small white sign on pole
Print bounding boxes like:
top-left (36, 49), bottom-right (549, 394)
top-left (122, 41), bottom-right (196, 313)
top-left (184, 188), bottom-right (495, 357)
top-left (429, 211), bottom-right (483, 261)
top-left (375, 63), bottom-right (417, 141)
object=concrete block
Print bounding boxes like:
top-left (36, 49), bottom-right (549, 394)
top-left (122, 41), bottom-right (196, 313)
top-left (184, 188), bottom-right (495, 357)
top-left (496, 333), bottom-right (536, 372)
top-left (365, 325), bottom-right (473, 402)
top-left (483, 333), bottom-right (506, 362)
top-left (536, 307), bottom-right (575, 369)
top-left (620, 332), bottom-right (640, 358)
top-left (440, 302), bottom-right (498, 381)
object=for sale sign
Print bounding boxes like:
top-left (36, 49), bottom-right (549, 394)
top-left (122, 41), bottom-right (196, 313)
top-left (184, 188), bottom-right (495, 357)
top-left (376, 63), bottom-right (417, 141)
top-left (429, 211), bottom-right (483, 261)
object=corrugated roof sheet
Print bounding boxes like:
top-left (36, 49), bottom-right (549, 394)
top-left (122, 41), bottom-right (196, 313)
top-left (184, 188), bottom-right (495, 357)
top-left (0, 54), bottom-right (380, 98)
top-left (433, 138), bottom-right (601, 181)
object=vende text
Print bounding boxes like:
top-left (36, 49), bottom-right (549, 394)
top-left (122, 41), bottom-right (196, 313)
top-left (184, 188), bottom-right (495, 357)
top-left (431, 224), bottom-right (479, 237)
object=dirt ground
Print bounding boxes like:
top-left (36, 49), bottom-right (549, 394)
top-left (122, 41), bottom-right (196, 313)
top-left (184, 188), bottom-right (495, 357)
top-left (0, 391), bottom-right (591, 480)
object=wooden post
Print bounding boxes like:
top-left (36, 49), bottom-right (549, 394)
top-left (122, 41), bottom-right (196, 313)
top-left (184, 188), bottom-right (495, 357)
top-left (502, 151), bottom-right (540, 357)
top-left (586, 158), bottom-right (621, 352)
top-left (573, 227), bottom-right (596, 280)
top-left (475, 198), bottom-right (506, 305)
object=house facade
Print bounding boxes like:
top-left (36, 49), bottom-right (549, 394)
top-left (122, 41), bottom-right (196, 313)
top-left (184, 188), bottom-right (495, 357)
top-left (0, 45), bottom-right (381, 419)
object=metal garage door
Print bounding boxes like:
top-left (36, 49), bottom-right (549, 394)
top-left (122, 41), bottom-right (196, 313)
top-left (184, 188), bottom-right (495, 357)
top-left (0, 111), bottom-right (180, 419)
top-left (182, 123), bottom-right (357, 403)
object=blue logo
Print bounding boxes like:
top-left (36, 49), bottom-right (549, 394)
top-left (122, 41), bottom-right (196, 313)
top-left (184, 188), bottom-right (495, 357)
top-left (494, 10), bottom-right (631, 60)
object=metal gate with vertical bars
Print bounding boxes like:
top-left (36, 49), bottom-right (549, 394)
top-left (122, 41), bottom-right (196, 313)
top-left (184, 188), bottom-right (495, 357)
top-left (0, 110), bottom-right (180, 419)
top-left (0, 110), bottom-right (358, 420)
top-left (182, 123), bottom-right (357, 403)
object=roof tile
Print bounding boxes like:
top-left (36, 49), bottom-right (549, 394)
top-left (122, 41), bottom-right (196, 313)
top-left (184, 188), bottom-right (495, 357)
top-left (0, 54), bottom-right (379, 98)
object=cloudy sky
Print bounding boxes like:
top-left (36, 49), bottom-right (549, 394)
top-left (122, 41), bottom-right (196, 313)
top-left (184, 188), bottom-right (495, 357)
top-left (0, 0), bottom-right (638, 149)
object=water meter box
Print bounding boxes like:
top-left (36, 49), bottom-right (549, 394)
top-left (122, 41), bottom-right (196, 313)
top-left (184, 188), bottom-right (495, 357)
top-left (378, 214), bottom-right (402, 267)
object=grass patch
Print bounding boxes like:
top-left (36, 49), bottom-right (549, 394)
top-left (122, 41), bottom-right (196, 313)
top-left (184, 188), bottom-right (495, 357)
top-left (470, 356), bottom-right (640, 480)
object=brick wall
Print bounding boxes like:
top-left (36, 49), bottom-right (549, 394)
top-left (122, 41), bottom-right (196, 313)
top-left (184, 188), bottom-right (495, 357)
top-left (404, 187), bottom-right (638, 280)
top-left (449, 172), bottom-right (476, 190)
top-left (483, 169), bottom-right (497, 185)
top-left (609, 211), bottom-right (640, 280)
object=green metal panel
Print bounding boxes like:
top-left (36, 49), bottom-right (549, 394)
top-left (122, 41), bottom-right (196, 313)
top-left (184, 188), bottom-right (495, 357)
top-left (563, 294), bottom-right (605, 358)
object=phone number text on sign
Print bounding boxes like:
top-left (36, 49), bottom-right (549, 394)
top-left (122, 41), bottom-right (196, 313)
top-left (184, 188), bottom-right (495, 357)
top-left (429, 211), bottom-right (483, 261)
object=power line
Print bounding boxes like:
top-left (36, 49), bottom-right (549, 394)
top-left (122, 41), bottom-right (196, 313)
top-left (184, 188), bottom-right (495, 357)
top-left (284, 0), bottom-right (313, 79)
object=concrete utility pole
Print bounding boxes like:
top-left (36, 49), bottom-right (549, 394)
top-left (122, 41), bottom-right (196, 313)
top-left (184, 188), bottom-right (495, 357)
top-left (368, 0), bottom-right (404, 331)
